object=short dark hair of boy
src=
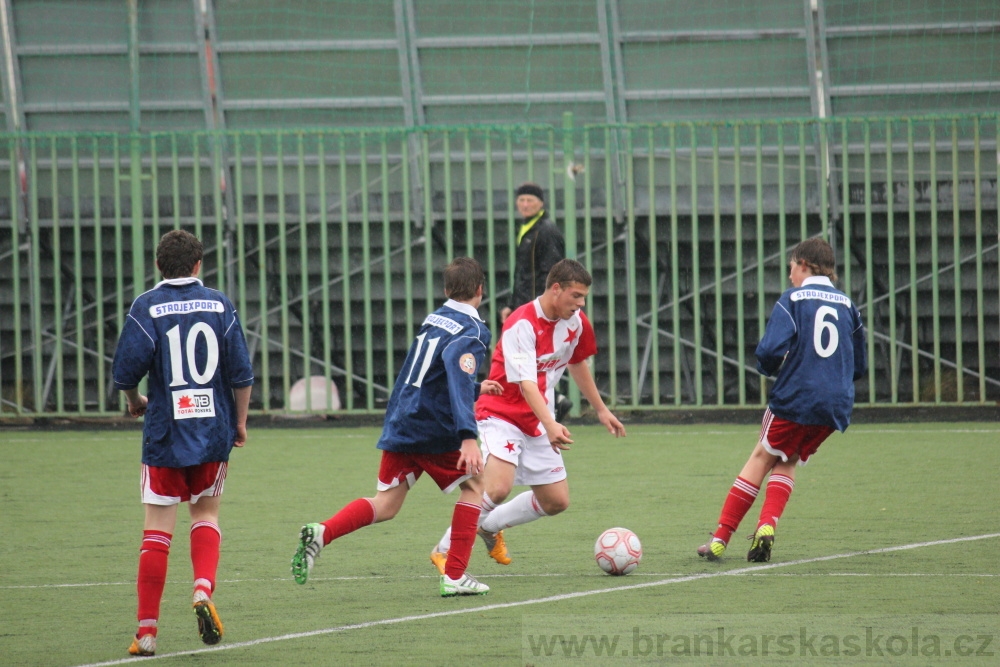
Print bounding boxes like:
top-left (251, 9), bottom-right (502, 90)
top-left (546, 258), bottom-right (592, 290)
top-left (443, 256), bottom-right (484, 301)
top-left (156, 230), bottom-right (204, 279)
top-left (790, 237), bottom-right (838, 283)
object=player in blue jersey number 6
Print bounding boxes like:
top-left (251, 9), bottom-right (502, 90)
top-left (112, 230), bottom-right (254, 656)
top-left (291, 257), bottom-right (502, 596)
top-left (697, 237), bottom-right (867, 562)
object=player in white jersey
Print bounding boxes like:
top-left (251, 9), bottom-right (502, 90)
top-left (430, 259), bottom-right (626, 573)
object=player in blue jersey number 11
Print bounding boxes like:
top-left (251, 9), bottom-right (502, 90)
top-left (291, 257), bottom-right (503, 596)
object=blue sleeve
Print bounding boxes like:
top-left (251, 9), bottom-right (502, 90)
top-left (441, 335), bottom-right (487, 441)
top-left (111, 311), bottom-right (156, 390)
top-left (755, 296), bottom-right (795, 377)
top-left (222, 299), bottom-right (255, 388)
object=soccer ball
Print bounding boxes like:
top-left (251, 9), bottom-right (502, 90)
top-left (594, 527), bottom-right (642, 575)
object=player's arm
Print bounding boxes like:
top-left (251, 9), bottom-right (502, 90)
top-left (442, 338), bottom-right (485, 442)
top-left (456, 438), bottom-right (483, 476)
top-left (519, 379), bottom-right (573, 450)
top-left (566, 361), bottom-right (626, 437)
top-left (476, 380), bottom-right (503, 396)
top-left (121, 386), bottom-right (148, 418)
top-left (111, 312), bottom-right (155, 416)
top-left (755, 300), bottom-right (794, 377)
top-left (232, 385), bottom-right (251, 447)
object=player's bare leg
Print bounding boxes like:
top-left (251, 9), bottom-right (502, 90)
top-left (476, 457), bottom-right (516, 565)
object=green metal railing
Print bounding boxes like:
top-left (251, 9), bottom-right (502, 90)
top-left (1, 114), bottom-right (997, 417)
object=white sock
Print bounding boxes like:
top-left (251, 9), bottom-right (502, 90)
top-left (478, 491), bottom-right (499, 527)
top-left (435, 527), bottom-right (452, 553)
top-left (480, 491), bottom-right (547, 533)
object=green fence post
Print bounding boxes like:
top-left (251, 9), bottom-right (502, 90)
top-left (733, 124), bottom-right (746, 405)
top-left (951, 119), bottom-right (963, 402)
top-left (711, 125), bottom-right (723, 405)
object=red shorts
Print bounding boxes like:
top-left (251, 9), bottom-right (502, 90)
top-left (759, 409), bottom-right (834, 464)
top-left (376, 450), bottom-right (469, 495)
top-left (141, 461), bottom-right (227, 506)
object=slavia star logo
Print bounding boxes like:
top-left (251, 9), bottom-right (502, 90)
top-left (564, 328), bottom-right (578, 343)
top-left (504, 440), bottom-right (517, 453)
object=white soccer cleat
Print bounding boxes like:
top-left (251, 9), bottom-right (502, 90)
top-left (128, 633), bottom-right (156, 656)
top-left (291, 523), bottom-right (325, 584)
top-left (439, 573), bottom-right (490, 596)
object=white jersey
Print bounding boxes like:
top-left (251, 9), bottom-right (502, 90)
top-left (475, 298), bottom-right (597, 437)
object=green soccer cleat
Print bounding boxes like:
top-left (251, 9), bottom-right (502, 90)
top-left (291, 523), bottom-right (325, 584)
top-left (697, 537), bottom-right (727, 561)
top-left (747, 524), bottom-right (775, 562)
top-left (192, 593), bottom-right (224, 645)
top-left (440, 573), bottom-right (490, 597)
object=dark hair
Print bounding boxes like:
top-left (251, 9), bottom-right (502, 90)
top-left (790, 237), bottom-right (838, 283)
top-left (443, 256), bottom-right (484, 301)
top-left (515, 182), bottom-right (545, 202)
top-left (545, 258), bottom-right (592, 290)
top-left (156, 230), bottom-right (203, 279)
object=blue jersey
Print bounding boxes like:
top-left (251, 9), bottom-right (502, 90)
top-left (755, 276), bottom-right (867, 431)
top-left (377, 299), bottom-right (491, 454)
top-left (112, 277), bottom-right (255, 467)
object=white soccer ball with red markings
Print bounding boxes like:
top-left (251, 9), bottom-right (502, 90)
top-left (594, 527), bottom-right (642, 575)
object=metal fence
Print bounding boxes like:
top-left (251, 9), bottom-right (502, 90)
top-left (1, 113), bottom-right (997, 417)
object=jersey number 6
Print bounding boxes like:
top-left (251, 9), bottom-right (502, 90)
top-left (812, 306), bottom-right (840, 359)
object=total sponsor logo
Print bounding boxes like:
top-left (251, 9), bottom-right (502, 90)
top-left (537, 356), bottom-right (564, 372)
top-left (172, 388), bottom-right (216, 420)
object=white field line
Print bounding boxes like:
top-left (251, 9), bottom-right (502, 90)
top-left (72, 531), bottom-right (1000, 667)
top-left (6, 569), bottom-right (999, 591)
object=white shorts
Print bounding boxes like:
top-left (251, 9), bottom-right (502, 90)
top-left (478, 417), bottom-right (568, 486)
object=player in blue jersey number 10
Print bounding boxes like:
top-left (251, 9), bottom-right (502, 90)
top-left (112, 230), bottom-right (255, 656)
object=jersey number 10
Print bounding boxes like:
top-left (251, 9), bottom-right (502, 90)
top-left (165, 323), bottom-right (220, 386)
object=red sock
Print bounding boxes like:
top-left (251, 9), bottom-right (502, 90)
top-left (190, 521), bottom-right (221, 597)
top-left (321, 498), bottom-right (375, 545)
top-left (444, 502), bottom-right (480, 579)
top-left (757, 473), bottom-right (794, 530)
top-left (136, 530), bottom-right (171, 633)
top-left (713, 477), bottom-right (760, 544)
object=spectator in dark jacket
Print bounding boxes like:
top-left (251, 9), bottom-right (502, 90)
top-left (501, 182), bottom-right (566, 323)
top-left (501, 182), bottom-right (571, 421)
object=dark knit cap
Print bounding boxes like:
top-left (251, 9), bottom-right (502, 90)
top-left (515, 182), bottom-right (545, 201)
